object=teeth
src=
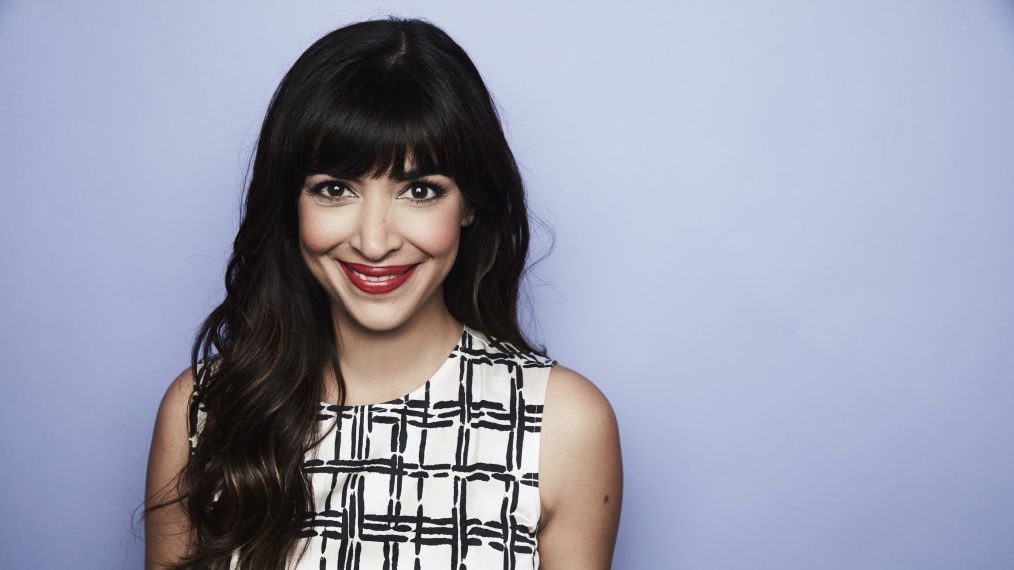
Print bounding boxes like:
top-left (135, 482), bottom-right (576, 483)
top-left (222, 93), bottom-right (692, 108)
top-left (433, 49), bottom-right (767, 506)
top-left (353, 269), bottom-right (406, 282)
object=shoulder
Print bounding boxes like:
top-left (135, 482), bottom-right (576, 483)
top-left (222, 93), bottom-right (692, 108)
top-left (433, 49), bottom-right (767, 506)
top-left (544, 363), bottom-right (615, 423)
top-left (145, 365), bottom-right (198, 565)
top-left (539, 363), bottom-right (622, 513)
top-left (146, 364), bottom-right (198, 508)
top-left (536, 363), bottom-right (623, 565)
top-left (149, 361), bottom-right (208, 474)
top-left (151, 365), bottom-right (198, 458)
top-left (542, 364), bottom-right (619, 455)
top-left (167, 364), bottom-right (198, 406)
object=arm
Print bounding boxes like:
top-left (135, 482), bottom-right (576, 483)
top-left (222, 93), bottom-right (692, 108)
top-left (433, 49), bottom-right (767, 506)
top-left (537, 364), bottom-right (624, 570)
top-left (144, 366), bottom-right (197, 569)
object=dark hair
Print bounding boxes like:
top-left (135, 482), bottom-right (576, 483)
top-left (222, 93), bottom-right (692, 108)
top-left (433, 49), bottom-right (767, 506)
top-left (144, 15), bottom-right (553, 569)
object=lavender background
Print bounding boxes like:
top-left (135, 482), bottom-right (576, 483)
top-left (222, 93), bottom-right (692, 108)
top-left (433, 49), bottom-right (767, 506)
top-left (2, 1), bottom-right (1013, 568)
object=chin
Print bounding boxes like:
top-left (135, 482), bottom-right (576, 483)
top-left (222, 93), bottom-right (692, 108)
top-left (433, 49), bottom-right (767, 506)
top-left (329, 288), bottom-right (423, 332)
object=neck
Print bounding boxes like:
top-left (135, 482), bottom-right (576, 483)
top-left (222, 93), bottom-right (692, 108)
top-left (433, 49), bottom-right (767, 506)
top-left (324, 296), bottom-right (463, 404)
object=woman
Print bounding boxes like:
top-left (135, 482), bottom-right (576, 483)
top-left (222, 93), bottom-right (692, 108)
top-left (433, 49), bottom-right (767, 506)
top-left (144, 16), bottom-right (622, 570)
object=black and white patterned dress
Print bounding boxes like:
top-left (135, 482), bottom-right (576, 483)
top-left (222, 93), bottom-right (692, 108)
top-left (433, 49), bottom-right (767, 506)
top-left (189, 324), bottom-right (557, 569)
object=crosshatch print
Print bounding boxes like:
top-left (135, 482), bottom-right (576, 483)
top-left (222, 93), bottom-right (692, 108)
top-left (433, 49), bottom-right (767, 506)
top-left (189, 324), bottom-right (557, 570)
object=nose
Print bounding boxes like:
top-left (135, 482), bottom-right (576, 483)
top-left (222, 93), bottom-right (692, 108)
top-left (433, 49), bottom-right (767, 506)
top-left (349, 195), bottom-right (402, 261)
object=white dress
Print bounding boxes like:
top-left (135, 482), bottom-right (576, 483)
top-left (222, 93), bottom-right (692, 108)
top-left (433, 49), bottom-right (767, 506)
top-left (190, 324), bottom-right (557, 569)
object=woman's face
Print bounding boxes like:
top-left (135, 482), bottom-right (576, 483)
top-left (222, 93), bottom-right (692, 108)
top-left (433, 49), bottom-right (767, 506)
top-left (298, 165), bottom-right (474, 333)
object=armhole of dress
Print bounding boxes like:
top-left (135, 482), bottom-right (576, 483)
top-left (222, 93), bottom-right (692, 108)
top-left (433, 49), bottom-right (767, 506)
top-left (526, 355), bottom-right (557, 537)
top-left (536, 356), bottom-right (558, 483)
top-left (187, 359), bottom-right (212, 458)
top-left (527, 355), bottom-right (557, 436)
top-left (190, 358), bottom-right (229, 513)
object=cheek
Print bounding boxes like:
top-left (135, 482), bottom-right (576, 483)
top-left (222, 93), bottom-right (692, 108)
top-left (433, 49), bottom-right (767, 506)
top-left (298, 206), bottom-right (345, 254)
top-left (407, 209), bottom-right (462, 256)
top-left (297, 197), bottom-right (465, 258)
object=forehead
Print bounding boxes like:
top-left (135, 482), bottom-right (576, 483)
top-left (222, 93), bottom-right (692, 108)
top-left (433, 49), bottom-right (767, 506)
top-left (308, 136), bottom-right (454, 179)
top-left (308, 160), bottom-right (449, 183)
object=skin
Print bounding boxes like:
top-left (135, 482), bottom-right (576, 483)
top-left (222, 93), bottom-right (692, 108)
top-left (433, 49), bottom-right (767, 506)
top-left (144, 367), bottom-right (198, 569)
top-left (297, 166), bottom-right (475, 404)
top-left (537, 364), bottom-right (623, 570)
top-left (144, 162), bottom-right (623, 569)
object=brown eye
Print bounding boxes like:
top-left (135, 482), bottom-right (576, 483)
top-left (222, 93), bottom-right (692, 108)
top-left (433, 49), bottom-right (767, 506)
top-left (401, 181), bottom-right (448, 203)
top-left (309, 180), bottom-right (352, 201)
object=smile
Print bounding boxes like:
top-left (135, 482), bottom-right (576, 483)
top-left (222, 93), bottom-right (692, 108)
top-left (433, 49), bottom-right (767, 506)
top-left (337, 261), bottom-right (419, 294)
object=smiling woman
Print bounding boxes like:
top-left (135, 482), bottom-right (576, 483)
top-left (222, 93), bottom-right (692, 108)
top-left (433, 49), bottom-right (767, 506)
top-left (297, 169), bottom-right (474, 329)
top-left (143, 15), bottom-right (621, 570)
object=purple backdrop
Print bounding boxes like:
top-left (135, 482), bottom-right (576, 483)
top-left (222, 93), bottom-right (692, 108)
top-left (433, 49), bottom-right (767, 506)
top-left (2, 1), bottom-right (1013, 568)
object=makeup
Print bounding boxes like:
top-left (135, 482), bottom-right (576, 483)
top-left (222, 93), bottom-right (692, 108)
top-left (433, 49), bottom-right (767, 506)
top-left (337, 261), bottom-right (419, 294)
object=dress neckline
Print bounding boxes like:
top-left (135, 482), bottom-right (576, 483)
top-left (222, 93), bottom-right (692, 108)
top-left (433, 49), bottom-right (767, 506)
top-left (320, 323), bottom-right (470, 409)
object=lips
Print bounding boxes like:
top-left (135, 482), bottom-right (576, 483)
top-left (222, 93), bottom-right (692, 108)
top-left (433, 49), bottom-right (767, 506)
top-left (337, 261), bottom-right (419, 294)
top-left (342, 262), bottom-right (418, 277)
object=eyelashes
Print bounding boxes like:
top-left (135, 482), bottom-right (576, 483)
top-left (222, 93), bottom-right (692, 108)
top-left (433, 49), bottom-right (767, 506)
top-left (306, 178), bottom-right (449, 204)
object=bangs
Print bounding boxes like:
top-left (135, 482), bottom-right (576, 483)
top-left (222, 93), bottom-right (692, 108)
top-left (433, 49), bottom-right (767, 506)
top-left (303, 65), bottom-right (467, 182)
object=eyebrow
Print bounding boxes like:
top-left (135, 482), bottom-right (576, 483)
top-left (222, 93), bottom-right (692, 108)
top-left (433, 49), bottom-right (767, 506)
top-left (315, 167), bottom-right (448, 182)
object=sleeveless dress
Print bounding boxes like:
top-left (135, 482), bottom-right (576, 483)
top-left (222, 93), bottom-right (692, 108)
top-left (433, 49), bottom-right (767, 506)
top-left (189, 324), bottom-right (558, 570)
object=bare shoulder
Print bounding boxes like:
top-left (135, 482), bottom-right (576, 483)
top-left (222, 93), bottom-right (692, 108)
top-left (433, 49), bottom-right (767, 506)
top-left (537, 363), bottom-right (623, 569)
top-left (147, 365), bottom-right (197, 499)
top-left (543, 363), bottom-right (617, 429)
top-left (145, 365), bottom-right (198, 569)
top-left (165, 365), bottom-right (197, 412)
top-left (154, 365), bottom-right (197, 444)
top-left (539, 363), bottom-right (622, 503)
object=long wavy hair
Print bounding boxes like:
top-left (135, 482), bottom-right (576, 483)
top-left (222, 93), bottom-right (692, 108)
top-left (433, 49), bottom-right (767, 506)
top-left (143, 15), bottom-right (554, 570)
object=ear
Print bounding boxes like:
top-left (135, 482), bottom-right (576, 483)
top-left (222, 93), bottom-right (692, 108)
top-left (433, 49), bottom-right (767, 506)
top-left (461, 206), bottom-right (475, 227)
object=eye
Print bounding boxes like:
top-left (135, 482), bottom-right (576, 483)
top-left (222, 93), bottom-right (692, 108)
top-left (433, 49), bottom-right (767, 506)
top-left (305, 178), bottom-right (449, 203)
top-left (400, 180), bottom-right (449, 203)
top-left (308, 179), bottom-right (354, 201)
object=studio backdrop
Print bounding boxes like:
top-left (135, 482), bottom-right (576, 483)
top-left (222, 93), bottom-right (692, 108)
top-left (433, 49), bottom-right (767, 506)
top-left (1, 1), bottom-right (1013, 569)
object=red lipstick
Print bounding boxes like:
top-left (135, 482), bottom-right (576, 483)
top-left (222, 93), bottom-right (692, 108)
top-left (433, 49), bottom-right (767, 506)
top-left (338, 261), bottom-right (419, 294)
